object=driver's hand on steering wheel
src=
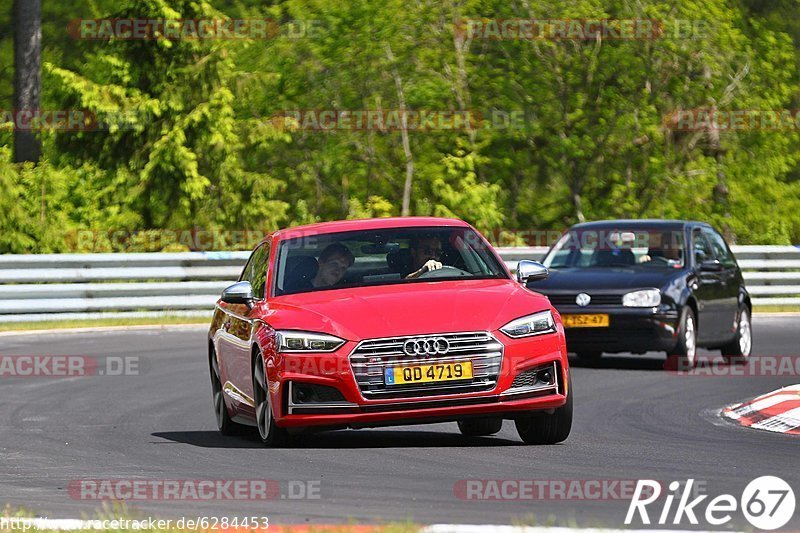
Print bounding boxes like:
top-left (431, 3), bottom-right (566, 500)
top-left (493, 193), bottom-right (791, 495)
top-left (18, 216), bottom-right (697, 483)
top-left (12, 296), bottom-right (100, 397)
top-left (406, 259), bottom-right (443, 279)
top-left (422, 259), bottom-right (443, 273)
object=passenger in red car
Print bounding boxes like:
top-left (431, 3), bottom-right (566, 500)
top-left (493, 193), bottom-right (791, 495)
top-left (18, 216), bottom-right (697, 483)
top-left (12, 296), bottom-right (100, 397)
top-left (405, 235), bottom-right (444, 279)
top-left (312, 243), bottom-right (355, 287)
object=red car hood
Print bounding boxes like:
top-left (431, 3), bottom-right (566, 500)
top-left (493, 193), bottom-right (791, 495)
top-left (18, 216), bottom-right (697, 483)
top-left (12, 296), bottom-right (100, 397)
top-left (263, 279), bottom-right (551, 341)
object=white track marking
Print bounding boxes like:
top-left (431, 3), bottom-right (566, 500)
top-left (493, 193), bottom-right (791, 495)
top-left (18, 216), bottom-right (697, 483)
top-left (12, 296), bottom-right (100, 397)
top-left (750, 406), bottom-right (800, 433)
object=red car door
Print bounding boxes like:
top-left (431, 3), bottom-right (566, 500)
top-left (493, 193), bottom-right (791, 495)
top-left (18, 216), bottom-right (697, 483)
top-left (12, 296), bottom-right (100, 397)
top-left (229, 242), bottom-right (271, 411)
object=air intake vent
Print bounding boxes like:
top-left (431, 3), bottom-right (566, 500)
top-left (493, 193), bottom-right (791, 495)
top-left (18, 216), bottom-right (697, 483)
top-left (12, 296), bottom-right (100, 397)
top-left (506, 362), bottom-right (559, 396)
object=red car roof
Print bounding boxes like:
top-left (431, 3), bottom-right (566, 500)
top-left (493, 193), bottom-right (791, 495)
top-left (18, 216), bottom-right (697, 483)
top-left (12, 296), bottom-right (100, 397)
top-left (272, 217), bottom-right (470, 241)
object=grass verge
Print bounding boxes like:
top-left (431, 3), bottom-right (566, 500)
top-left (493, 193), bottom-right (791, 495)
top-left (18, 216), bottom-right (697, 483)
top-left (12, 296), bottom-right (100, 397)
top-left (752, 304), bottom-right (800, 313)
top-left (0, 316), bottom-right (209, 332)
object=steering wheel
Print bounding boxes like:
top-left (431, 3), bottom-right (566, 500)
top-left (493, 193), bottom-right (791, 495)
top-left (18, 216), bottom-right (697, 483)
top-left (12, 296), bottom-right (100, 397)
top-left (417, 265), bottom-right (471, 279)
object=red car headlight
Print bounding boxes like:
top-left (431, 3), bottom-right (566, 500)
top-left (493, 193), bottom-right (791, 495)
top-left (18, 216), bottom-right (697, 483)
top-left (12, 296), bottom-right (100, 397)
top-left (276, 330), bottom-right (346, 353)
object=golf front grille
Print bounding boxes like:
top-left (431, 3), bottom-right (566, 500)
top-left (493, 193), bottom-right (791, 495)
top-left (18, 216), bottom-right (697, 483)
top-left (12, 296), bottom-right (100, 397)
top-left (547, 293), bottom-right (622, 307)
top-left (349, 331), bottom-right (503, 399)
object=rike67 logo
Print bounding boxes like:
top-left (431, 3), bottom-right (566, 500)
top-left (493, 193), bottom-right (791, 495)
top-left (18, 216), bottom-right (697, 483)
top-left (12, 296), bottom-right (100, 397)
top-left (625, 476), bottom-right (796, 530)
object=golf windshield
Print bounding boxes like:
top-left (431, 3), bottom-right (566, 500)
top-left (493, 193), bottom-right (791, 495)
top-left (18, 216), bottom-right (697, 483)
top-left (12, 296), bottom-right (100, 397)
top-left (543, 228), bottom-right (685, 269)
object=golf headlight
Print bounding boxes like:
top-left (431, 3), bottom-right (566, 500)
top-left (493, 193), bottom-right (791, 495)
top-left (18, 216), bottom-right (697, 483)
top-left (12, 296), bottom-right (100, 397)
top-left (500, 310), bottom-right (557, 338)
top-left (276, 331), bottom-right (345, 352)
top-left (622, 289), bottom-right (661, 307)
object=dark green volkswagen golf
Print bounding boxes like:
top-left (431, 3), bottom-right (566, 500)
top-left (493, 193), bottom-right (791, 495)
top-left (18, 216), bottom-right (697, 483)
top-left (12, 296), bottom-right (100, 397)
top-left (527, 220), bottom-right (752, 367)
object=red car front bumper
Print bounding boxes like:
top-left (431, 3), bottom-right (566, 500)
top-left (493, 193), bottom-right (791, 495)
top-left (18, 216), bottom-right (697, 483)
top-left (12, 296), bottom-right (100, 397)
top-left (266, 329), bottom-right (569, 430)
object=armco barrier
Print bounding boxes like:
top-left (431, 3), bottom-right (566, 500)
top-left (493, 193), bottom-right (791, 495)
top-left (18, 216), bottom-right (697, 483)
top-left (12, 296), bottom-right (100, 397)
top-left (0, 246), bottom-right (797, 322)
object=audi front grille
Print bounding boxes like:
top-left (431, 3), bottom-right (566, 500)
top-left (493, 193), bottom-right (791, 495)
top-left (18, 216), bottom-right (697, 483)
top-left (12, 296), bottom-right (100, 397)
top-left (349, 331), bottom-right (503, 399)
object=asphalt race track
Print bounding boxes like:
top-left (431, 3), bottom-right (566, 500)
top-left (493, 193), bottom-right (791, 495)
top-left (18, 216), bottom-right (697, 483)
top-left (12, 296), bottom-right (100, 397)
top-left (1, 316), bottom-right (798, 528)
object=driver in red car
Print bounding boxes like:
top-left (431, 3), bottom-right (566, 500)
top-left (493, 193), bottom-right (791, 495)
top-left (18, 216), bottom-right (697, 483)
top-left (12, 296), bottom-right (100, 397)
top-left (405, 235), bottom-right (444, 279)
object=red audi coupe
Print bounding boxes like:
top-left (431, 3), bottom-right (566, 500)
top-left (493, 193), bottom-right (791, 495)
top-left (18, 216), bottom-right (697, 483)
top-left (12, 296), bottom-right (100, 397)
top-left (208, 217), bottom-right (571, 446)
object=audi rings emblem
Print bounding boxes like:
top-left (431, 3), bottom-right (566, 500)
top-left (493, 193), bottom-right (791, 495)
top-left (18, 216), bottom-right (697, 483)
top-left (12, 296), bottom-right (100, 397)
top-left (403, 337), bottom-right (450, 356)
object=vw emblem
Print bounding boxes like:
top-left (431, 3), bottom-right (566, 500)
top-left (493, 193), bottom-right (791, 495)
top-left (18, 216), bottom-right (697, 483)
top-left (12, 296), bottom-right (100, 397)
top-left (403, 337), bottom-right (450, 357)
top-left (576, 293), bottom-right (591, 307)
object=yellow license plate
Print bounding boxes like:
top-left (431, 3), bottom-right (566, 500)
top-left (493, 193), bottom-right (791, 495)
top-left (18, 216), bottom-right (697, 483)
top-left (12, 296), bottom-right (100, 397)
top-left (562, 314), bottom-right (610, 328)
top-left (385, 361), bottom-right (473, 385)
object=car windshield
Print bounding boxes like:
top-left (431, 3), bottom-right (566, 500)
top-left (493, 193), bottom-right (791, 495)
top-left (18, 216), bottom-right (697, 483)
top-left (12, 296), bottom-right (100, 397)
top-left (543, 228), bottom-right (685, 269)
top-left (273, 226), bottom-right (507, 296)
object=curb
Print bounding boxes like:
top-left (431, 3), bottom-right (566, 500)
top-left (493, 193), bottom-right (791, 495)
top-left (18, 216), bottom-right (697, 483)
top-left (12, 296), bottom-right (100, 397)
top-left (722, 384), bottom-right (800, 435)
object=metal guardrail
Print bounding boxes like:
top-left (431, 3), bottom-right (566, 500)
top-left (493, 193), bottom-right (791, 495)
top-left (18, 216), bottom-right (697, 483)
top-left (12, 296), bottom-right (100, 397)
top-left (0, 246), bottom-right (798, 322)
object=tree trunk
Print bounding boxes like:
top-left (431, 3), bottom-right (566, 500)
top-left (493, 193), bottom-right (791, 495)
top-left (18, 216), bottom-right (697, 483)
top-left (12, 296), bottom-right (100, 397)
top-left (707, 106), bottom-right (732, 239)
top-left (385, 44), bottom-right (414, 217)
top-left (341, 174), bottom-right (349, 218)
top-left (451, 22), bottom-right (478, 149)
top-left (572, 188), bottom-right (585, 223)
top-left (13, 0), bottom-right (42, 163)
